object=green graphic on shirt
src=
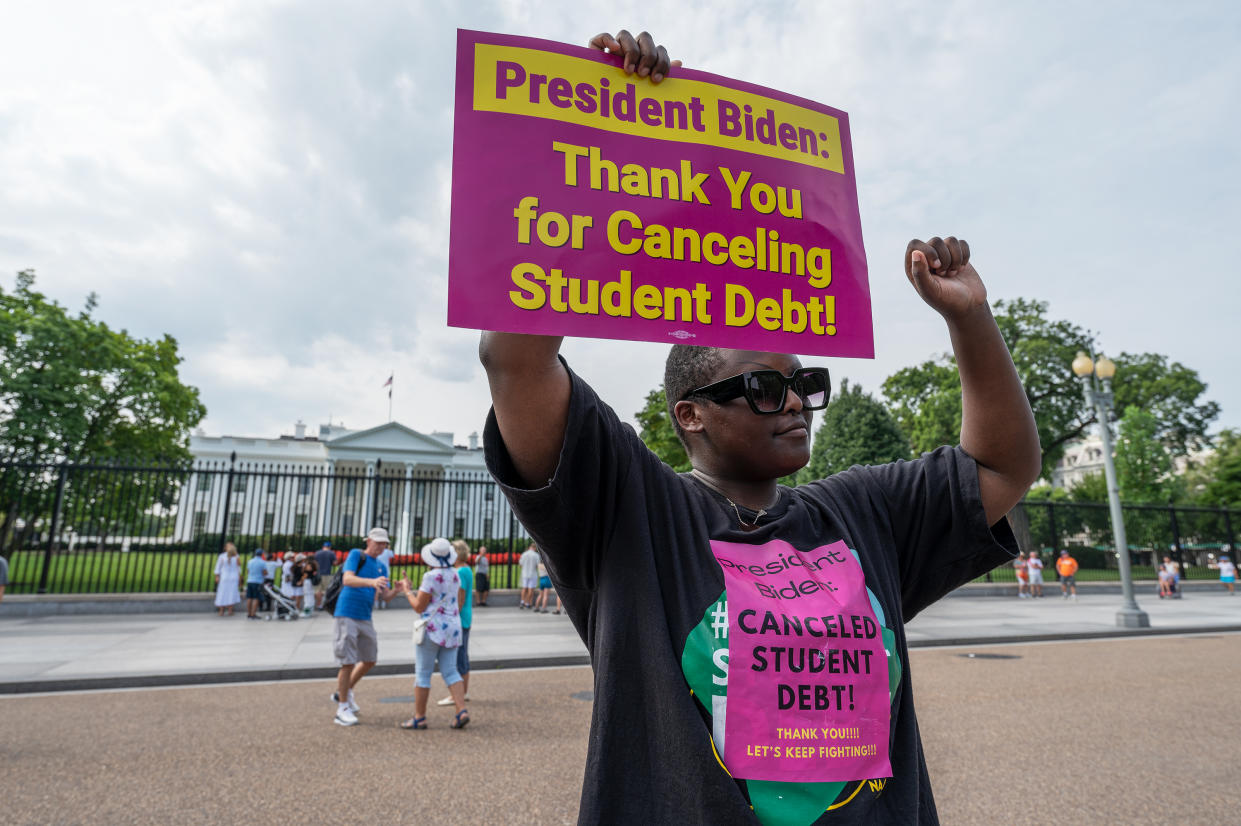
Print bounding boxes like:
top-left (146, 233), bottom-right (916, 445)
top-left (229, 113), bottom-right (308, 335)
top-left (680, 549), bottom-right (902, 826)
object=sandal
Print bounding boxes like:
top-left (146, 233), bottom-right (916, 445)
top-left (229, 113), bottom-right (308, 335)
top-left (398, 716), bottom-right (427, 730)
top-left (451, 709), bottom-right (470, 730)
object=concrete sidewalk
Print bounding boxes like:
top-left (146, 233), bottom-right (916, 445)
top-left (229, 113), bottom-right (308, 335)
top-left (1, 587), bottom-right (1238, 693)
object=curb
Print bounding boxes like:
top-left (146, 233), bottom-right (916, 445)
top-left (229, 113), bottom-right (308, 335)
top-left (4, 627), bottom-right (1238, 696)
top-left (0, 652), bottom-right (592, 696)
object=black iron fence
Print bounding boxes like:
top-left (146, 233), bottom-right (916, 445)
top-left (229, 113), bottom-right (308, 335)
top-left (3, 456), bottom-right (1238, 595)
top-left (994, 499), bottom-right (1240, 583)
top-left (0, 456), bottom-right (531, 595)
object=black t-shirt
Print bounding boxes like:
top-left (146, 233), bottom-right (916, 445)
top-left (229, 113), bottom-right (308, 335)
top-left (485, 361), bottom-right (1017, 826)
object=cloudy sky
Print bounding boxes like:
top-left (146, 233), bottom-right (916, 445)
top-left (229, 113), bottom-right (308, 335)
top-left (2, 0), bottom-right (1238, 447)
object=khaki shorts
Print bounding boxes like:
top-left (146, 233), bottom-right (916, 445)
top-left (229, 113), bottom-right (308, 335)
top-left (333, 617), bottom-right (378, 665)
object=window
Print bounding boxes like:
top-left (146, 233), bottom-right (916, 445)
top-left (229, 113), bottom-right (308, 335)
top-left (294, 514), bottom-right (308, 535)
top-left (485, 487), bottom-right (495, 502)
top-left (381, 480), bottom-right (393, 499)
top-left (453, 517), bottom-right (465, 538)
top-left (267, 476), bottom-right (279, 494)
top-left (483, 517), bottom-right (493, 538)
top-left (340, 514), bottom-right (353, 536)
top-left (232, 476), bottom-right (248, 494)
top-left (345, 479), bottom-right (357, 498)
top-left (299, 476), bottom-right (312, 496)
top-left (228, 512), bottom-right (242, 534)
top-left (262, 513), bottom-right (275, 534)
top-left (413, 516), bottom-right (424, 537)
top-left (416, 482), bottom-right (426, 503)
top-left (455, 485), bottom-right (467, 501)
top-left (197, 473), bottom-right (213, 493)
top-left (192, 511), bottom-right (208, 537)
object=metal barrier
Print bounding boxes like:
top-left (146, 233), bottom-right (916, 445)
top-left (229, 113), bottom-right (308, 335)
top-left (0, 457), bottom-right (530, 595)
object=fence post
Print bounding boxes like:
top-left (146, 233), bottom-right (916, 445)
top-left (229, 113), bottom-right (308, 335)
top-left (36, 464), bottom-right (69, 594)
top-left (1225, 510), bottom-right (1236, 556)
top-left (1168, 503), bottom-right (1184, 579)
top-left (1048, 501), bottom-right (1060, 555)
top-left (219, 451), bottom-right (237, 553)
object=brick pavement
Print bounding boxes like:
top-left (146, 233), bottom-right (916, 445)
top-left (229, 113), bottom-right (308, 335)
top-left (3, 634), bottom-right (1238, 825)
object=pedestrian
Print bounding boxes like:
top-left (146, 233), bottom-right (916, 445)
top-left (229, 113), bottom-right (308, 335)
top-left (438, 540), bottom-right (474, 706)
top-left (534, 556), bottom-right (552, 613)
top-left (1217, 554), bottom-right (1236, 595)
top-left (0, 552), bottom-right (8, 602)
top-left (1158, 556), bottom-right (1174, 598)
top-left (1164, 556), bottom-right (1182, 599)
top-left (376, 541), bottom-right (396, 610)
top-left (300, 553), bottom-right (318, 616)
top-left (518, 543), bottom-right (540, 609)
top-left (1014, 553), bottom-right (1029, 598)
top-left (314, 541), bottom-right (337, 610)
top-left (261, 552), bottom-right (279, 613)
top-left (1056, 550), bottom-right (1078, 600)
top-left (474, 545), bottom-right (490, 606)
top-left (213, 542), bottom-right (241, 616)
top-left (1026, 550), bottom-right (1045, 598)
top-left (281, 552), bottom-right (298, 605)
top-left (479, 30), bottom-right (1041, 817)
top-left (245, 549), bottom-right (267, 619)
top-left (396, 537), bottom-right (469, 730)
top-left (330, 527), bottom-right (397, 727)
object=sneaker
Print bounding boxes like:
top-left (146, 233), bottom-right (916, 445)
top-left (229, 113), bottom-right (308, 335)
top-left (436, 696), bottom-right (455, 706)
top-left (334, 706), bottom-right (358, 726)
top-left (331, 692), bottom-right (361, 713)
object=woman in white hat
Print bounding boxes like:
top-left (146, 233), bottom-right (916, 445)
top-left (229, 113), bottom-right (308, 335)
top-left (396, 537), bottom-right (469, 729)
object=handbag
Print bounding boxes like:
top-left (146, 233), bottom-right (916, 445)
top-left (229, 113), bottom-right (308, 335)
top-left (412, 616), bottom-right (429, 645)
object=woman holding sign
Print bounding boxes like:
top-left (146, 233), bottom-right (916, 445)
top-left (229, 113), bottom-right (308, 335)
top-left (477, 30), bottom-right (1039, 826)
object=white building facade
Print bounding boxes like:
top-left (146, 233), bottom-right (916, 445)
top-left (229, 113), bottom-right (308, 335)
top-left (172, 421), bottom-right (519, 554)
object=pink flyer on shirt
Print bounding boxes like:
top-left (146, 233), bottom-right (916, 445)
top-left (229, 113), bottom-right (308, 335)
top-left (447, 29), bottom-right (873, 358)
top-left (712, 538), bottom-right (891, 783)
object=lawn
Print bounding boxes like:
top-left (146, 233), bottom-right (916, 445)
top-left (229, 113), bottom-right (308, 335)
top-left (5, 550), bottom-right (524, 595)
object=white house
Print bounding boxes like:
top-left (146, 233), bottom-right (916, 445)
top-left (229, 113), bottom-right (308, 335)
top-left (172, 421), bottom-right (516, 554)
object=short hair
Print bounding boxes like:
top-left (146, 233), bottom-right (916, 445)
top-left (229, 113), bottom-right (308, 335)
top-left (664, 345), bottom-right (727, 445)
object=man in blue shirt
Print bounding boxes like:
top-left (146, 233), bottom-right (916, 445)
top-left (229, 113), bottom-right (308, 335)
top-left (245, 549), bottom-right (267, 620)
top-left (331, 527), bottom-right (398, 726)
top-left (313, 541), bottom-right (337, 611)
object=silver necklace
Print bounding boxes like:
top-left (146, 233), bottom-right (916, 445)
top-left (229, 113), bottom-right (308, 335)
top-left (689, 470), bottom-right (775, 529)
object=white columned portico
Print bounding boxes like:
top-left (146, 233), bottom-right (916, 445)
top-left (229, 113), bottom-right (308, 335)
top-left (360, 461), bottom-right (376, 532)
top-left (318, 459), bottom-right (335, 535)
top-left (400, 463), bottom-right (415, 555)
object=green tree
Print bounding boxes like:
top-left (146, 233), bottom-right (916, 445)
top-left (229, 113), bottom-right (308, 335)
top-left (0, 271), bottom-right (207, 553)
top-left (634, 388), bottom-right (690, 472)
top-left (880, 358), bottom-right (960, 455)
top-left (1188, 429), bottom-right (1241, 507)
top-left (801, 380), bottom-right (910, 481)
top-left (1114, 406), bottom-right (1176, 551)
top-left (880, 298), bottom-right (1219, 480)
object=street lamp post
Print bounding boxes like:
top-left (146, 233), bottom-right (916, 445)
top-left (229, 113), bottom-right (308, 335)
top-left (1071, 351), bottom-right (1150, 628)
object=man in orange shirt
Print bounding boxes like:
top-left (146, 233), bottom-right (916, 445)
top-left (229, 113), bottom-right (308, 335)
top-left (1057, 550), bottom-right (1079, 600)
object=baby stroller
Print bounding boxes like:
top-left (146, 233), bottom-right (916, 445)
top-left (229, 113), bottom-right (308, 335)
top-left (263, 582), bottom-right (300, 621)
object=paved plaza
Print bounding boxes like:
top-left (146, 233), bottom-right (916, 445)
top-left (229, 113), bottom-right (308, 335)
top-left (2, 634), bottom-right (1237, 825)
top-left (2, 586), bottom-right (1239, 692)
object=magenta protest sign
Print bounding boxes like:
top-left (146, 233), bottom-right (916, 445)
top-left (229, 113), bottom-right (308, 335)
top-left (448, 29), bottom-right (873, 357)
top-left (712, 538), bottom-right (891, 782)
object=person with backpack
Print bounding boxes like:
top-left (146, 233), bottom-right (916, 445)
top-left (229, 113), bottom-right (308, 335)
top-left (329, 527), bottom-right (397, 727)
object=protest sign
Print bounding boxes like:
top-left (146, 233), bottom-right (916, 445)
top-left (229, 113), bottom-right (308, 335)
top-left (448, 29), bottom-right (873, 357)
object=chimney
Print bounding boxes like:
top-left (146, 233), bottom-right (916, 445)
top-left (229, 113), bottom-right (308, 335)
top-left (469, 431), bottom-right (479, 450)
top-left (294, 420), bottom-right (306, 439)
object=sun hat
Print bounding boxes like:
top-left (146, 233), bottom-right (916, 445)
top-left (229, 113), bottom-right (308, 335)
top-left (367, 527), bottom-right (390, 544)
top-left (420, 537), bottom-right (457, 568)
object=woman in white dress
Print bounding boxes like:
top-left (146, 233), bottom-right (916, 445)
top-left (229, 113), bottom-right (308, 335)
top-left (213, 542), bottom-right (242, 616)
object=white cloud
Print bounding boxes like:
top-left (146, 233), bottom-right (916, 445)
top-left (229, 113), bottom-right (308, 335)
top-left (1, 0), bottom-right (1237, 449)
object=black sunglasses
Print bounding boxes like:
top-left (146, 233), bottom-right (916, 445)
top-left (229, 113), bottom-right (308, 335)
top-left (680, 367), bottom-right (831, 415)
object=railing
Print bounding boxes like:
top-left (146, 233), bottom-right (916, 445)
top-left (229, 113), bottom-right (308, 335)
top-left (989, 499), bottom-right (1240, 583)
top-left (0, 456), bottom-right (530, 595)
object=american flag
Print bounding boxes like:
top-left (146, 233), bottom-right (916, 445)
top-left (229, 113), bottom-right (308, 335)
top-left (382, 373), bottom-right (393, 397)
